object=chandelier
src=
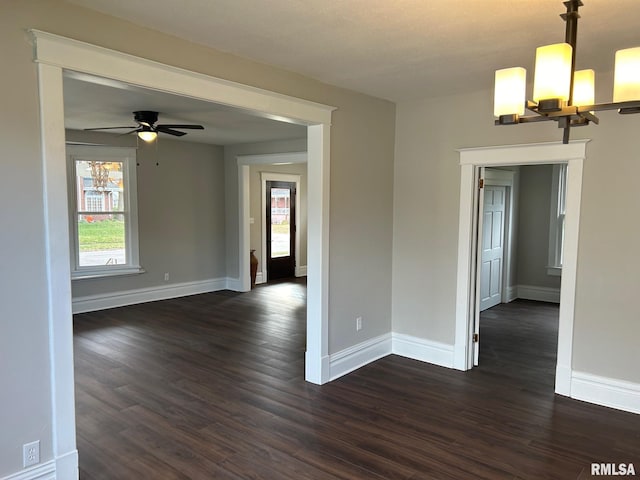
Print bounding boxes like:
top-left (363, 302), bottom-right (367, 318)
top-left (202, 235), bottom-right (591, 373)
top-left (493, 1), bottom-right (640, 144)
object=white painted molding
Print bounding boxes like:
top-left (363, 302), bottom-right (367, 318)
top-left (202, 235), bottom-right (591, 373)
top-left (225, 277), bottom-right (243, 292)
top-left (237, 152), bottom-right (307, 166)
top-left (505, 286), bottom-right (518, 303)
top-left (296, 265), bottom-right (308, 277)
top-left (329, 334), bottom-right (392, 381)
top-left (516, 285), bottom-right (561, 303)
top-left (255, 271), bottom-right (265, 284)
top-left (571, 371), bottom-right (640, 415)
top-left (54, 450), bottom-right (78, 480)
top-left (555, 364), bottom-right (572, 397)
top-left (0, 461), bottom-right (56, 480)
top-left (37, 62), bottom-right (78, 478)
top-left (72, 278), bottom-right (229, 313)
top-left (30, 30), bottom-right (335, 125)
top-left (455, 141), bottom-right (587, 395)
top-left (458, 140), bottom-right (590, 165)
top-left (392, 334), bottom-right (454, 369)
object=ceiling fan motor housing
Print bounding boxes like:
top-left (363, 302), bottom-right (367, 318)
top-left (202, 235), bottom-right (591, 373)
top-left (133, 110), bottom-right (159, 125)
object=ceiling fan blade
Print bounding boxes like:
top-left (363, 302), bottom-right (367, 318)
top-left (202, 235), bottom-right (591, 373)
top-left (84, 126), bottom-right (137, 131)
top-left (157, 124), bottom-right (204, 130)
top-left (119, 129), bottom-right (141, 137)
top-left (156, 126), bottom-right (187, 136)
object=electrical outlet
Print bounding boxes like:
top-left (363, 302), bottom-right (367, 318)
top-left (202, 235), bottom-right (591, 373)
top-left (23, 440), bottom-right (40, 468)
top-left (356, 316), bottom-right (363, 331)
top-left (164, 272), bottom-right (169, 281)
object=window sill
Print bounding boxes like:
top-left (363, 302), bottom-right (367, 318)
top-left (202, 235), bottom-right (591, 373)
top-left (546, 266), bottom-right (562, 277)
top-left (72, 265), bottom-right (145, 281)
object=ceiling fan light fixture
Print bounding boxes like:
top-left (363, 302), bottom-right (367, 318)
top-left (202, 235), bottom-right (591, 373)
top-left (138, 129), bottom-right (157, 142)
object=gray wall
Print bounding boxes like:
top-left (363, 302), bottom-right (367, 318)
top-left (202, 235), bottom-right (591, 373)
top-left (0, 1), bottom-right (395, 477)
top-left (393, 85), bottom-right (640, 384)
top-left (66, 130), bottom-right (227, 299)
top-left (248, 162), bottom-right (308, 276)
top-left (516, 165), bottom-right (561, 290)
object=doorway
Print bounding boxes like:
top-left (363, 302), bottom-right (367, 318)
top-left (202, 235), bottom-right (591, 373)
top-left (266, 180), bottom-right (296, 281)
top-left (475, 166), bottom-right (562, 375)
top-left (35, 31), bottom-right (333, 476)
top-left (454, 141), bottom-right (587, 398)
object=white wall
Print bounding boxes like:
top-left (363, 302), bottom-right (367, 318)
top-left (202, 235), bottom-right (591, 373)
top-left (393, 85), bottom-right (640, 384)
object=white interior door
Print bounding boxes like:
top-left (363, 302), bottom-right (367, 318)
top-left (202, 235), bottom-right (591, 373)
top-left (479, 185), bottom-right (506, 312)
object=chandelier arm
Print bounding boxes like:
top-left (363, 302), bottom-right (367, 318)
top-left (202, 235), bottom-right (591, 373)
top-left (577, 100), bottom-right (640, 113)
top-left (562, 0), bottom-right (582, 143)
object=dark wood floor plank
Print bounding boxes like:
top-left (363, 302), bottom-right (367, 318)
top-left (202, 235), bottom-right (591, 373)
top-left (74, 287), bottom-right (640, 479)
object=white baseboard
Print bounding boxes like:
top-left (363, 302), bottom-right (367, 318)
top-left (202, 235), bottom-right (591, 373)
top-left (504, 285), bottom-right (518, 303)
top-left (517, 284), bottom-right (560, 303)
top-left (555, 364), bottom-right (572, 397)
top-left (55, 449), bottom-right (78, 480)
top-left (255, 271), bottom-right (265, 285)
top-left (328, 333), bottom-right (455, 381)
top-left (392, 333), bottom-right (454, 369)
top-left (72, 277), bottom-right (230, 313)
top-left (225, 277), bottom-right (244, 292)
top-left (571, 371), bottom-right (640, 415)
top-left (1, 461), bottom-right (56, 480)
top-left (329, 333), bottom-right (392, 381)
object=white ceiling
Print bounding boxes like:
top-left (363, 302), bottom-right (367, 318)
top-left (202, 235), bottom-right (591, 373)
top-left (63, 72), bottom-right (307, 145)
top-left (68, 0), bottom-right (640, 102)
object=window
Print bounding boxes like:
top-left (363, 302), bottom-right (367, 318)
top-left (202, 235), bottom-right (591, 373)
top-left (67, 145), bottom-right (142, 279)
top-left (547, 163), bottom-right (567, 276)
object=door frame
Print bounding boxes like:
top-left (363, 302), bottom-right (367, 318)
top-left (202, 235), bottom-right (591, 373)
top-left (454, 141), bottom-right (588, 397)
top-left (237, 152), bottom-right (307, 287)
top-left (262, 173), bottom-right (301, 282)
top-left (34, 31), bottom-right (334, 477)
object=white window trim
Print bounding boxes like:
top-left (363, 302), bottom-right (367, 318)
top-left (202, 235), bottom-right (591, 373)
top-left (67, 145), bottom-right (143, 280)
top-left (547, 163), bottom-right (567, 276)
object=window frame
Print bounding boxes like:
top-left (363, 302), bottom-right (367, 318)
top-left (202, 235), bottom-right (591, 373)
top-left (66, 145), bottom-right (143, 280)
top-left (547, 163), bottom-right (567, 276)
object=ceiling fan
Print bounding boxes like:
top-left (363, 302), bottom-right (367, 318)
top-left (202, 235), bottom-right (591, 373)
top-left (84, 110), bottom-right (204, 141)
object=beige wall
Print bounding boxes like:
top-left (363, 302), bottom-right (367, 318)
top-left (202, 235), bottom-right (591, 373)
top-left (0, 1), bottom-right (395, 477)
top-left (516, 165), bottom-right (561, 290)
top-left (66, 130), bottom-right (227, 298)
top-left (393, 86), bottom-right (640, 383)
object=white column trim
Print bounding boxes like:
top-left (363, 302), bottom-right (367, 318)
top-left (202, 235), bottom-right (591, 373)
top-left (455, 140), bottom-right (588, 398)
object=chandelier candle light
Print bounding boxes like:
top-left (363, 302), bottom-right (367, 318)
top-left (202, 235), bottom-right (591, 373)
top-left (494, 0), bottom-right (640, 144)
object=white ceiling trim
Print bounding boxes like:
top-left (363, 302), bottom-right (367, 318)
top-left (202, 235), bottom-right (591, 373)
top-left (30, 29), bottom-right (335, 126)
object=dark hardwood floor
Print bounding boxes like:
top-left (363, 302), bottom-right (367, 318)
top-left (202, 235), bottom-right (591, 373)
top-left (74, 287), bottom-right (640, 479)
